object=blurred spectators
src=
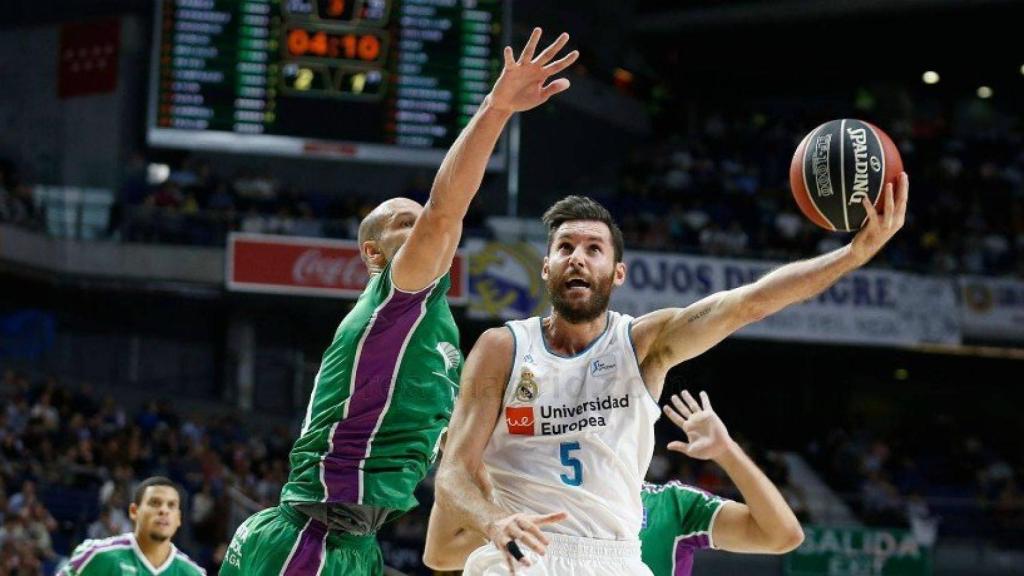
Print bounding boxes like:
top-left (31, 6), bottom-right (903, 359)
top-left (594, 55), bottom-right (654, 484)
top-left (0, 159), bottom-right (41, 231)
top-left (808, 415), bottom-right (1024, 548)
top-left (609, 99), bottom-right (1023, 277)
top-left (2, 84), bottom-right (1022, 280)
top-left (0, 368), bottom-right (293, 573)
top-left (3, 361), bottom-right (1023, 573)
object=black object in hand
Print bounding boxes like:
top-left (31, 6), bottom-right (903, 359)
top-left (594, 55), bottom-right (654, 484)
top-left (506, 539), bottom-right (524, 561)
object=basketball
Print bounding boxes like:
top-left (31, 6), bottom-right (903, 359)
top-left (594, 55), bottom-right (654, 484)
top-left (789, 119), bottom-right (903, 232)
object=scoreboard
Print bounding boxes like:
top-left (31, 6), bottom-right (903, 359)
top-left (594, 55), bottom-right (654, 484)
top-left (147, 0), bottom-right (507, 166)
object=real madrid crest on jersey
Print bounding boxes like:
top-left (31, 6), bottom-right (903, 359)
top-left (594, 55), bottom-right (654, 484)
top-left (514, 367), bottom-right (539, 403)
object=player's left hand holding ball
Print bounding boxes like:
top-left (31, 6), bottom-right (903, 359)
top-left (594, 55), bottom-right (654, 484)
top-left (849, 171), bottom-right (909, 265)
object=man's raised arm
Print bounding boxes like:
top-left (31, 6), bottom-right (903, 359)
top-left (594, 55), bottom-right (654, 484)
top-left (392, 28), bottom-right (578, 291)
top-left (663, 391), bottom-right (804, 554)
top-left (632, 173), bottom-right (909, 397)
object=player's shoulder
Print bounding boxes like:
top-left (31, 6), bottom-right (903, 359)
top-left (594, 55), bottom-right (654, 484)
top-left (609, 309), bottom-right (635, 324)
top-left (463, 326), bottom-right (515, 386)
top-left (501, 314), bottom-right (540, 332)
top-left (65, 534), bottom-right (135, 573)
top-left (70, 533), bottom-right (135, 556)
top-left (642, 481), bottom-right (723, 502)
top-left (475, 325), bottom-right (516, 353)
top-left (173, 547), bottom-right (208, 575)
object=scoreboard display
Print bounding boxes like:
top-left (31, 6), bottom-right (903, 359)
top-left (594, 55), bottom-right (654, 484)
top-left (147, 0), bottom-right (507, 166)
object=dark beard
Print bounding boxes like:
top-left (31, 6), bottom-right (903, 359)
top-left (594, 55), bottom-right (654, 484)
top-left (548, 272), bottom-right (613, 324)
top-left (148, 532), bottom-right (170, 543)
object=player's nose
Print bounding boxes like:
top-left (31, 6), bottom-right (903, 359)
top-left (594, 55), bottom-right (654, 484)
top-left (569, 247), bottom-right (586, 267)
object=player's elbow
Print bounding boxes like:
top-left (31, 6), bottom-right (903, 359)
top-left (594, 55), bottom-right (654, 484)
top-left (422, 547), bottom-right (459, 571)
top-left (768, 523), bottom-right (804, 553)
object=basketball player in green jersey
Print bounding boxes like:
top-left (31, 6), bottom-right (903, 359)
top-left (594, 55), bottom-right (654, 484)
top-left (639, 390), bottom-right (804, 576)
top-left (423, 391), bottom-right (804, 576)
top-left (220, 28), bottom-right (579, 576)
top-left (60, 477), bottom-right (206, 576)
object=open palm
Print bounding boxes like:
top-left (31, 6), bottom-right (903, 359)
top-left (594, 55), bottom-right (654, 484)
top-left (489, 27), bottom-right (579, 113)
top-left (663, 391), bottom-right (732, 461)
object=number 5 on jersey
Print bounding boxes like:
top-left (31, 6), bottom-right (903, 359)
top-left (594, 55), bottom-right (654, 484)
top-left (560, 441), bottom-right (582, 486)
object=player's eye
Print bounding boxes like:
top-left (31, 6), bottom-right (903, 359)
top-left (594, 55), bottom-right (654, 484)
top-left (589, 244), bottom-right (602, 253)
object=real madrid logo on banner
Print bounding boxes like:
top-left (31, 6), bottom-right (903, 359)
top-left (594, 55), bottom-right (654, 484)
top-left (514, 367), bottom-right (539, 403)
top-left (467, 240), bottom-right (550, 320)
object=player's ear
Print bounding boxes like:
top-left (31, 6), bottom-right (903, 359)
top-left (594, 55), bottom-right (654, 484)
top-left (362, 240), bottom-right (386, 271)
top-left (613, 261), bottom-right (626, 287)
top-left (129, 502), bottom-right (138, 523)
top-left (541, 256), bottom-right (550, 280)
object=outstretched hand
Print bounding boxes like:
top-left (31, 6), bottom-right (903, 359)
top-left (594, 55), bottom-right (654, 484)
top-left (488, 27), bottom-right (579, 114)
top-left (663, 391), bottom-right (733, 461)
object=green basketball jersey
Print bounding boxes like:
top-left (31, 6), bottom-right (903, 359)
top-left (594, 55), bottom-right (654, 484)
top-left (60, 534), bottom-right (205, 575)
top-left (640, 481), bottom-right (728, 576)
top-left (280, 263), bottom-right (461, 514)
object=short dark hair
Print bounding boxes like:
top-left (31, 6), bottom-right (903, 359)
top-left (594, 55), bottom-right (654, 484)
top-left (133, 476), bottom-right (180, 506)
top-left (541, 196), bottom-right (624, 262)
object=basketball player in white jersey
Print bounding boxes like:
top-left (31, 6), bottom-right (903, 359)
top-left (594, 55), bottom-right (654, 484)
top-left (423, 389), bottom-right (805, 575)
top-left (438, 176), bottom-right (908, 574)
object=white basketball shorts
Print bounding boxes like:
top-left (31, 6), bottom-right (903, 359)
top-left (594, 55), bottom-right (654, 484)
top-left (462, 533), bottom-right (653, 576)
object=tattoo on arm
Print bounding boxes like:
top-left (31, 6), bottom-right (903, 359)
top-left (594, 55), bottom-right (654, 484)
top-left (687, 307), bottom-right (711, 323)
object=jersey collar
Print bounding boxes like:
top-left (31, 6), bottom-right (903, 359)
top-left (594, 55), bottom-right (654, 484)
top-left (129, 533), bottom-right (177, 575)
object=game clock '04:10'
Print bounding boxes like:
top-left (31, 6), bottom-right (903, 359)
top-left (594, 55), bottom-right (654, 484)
top-left (286, 28), bottom-right (384, 63)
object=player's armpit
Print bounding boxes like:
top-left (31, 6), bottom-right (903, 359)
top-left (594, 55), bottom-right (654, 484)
top-left (391, 207), bottom-right (462, 292)
top-left (631, 288), bottom-right (757, 392)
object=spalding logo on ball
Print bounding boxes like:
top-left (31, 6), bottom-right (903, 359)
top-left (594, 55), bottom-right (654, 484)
top-left (790, 119), bottom-right (903, 232)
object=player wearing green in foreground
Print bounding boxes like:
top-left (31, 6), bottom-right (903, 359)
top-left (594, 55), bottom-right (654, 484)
top-left (220, 27), bottom-right (580, 576)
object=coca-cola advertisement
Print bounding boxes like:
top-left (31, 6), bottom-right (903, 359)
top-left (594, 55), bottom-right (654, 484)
top-left (227, 233), bottom-right (466, 302)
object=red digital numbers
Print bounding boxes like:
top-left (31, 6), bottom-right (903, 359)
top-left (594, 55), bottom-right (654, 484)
top-left (286, 29), bottom-right (382, 62)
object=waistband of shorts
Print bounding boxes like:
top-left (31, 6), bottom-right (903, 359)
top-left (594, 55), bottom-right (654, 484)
top-left (278, 503), bottom-right (377, 549)
top-left (541, 533), bottom-right (641, 560)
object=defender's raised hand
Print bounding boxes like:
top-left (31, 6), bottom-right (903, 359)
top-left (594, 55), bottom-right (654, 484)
top-left (663, 391), bottom-right (733, 461)
top-left (488, 27), bottom-right (579, 113)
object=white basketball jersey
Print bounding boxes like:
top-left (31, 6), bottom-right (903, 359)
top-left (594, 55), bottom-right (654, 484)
top-left (482, 311), bottom-right (660, 540)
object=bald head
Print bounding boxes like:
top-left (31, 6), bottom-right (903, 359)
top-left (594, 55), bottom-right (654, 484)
top-left (356, 202), bottom-right (393, 250)
top-left (357, 197), bottom-right (423, 273)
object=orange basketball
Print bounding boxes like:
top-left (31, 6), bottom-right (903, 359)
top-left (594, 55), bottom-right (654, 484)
top-left (789, 119), bottom-right (903, 232)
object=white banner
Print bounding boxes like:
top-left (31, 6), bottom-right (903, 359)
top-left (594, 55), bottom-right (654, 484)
top-left (959, 276), bottom-right (1024, 341)
top-left (465, 240), bottom-right (961, 346)
top-left (611, 252), bottom-right (960, 346)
